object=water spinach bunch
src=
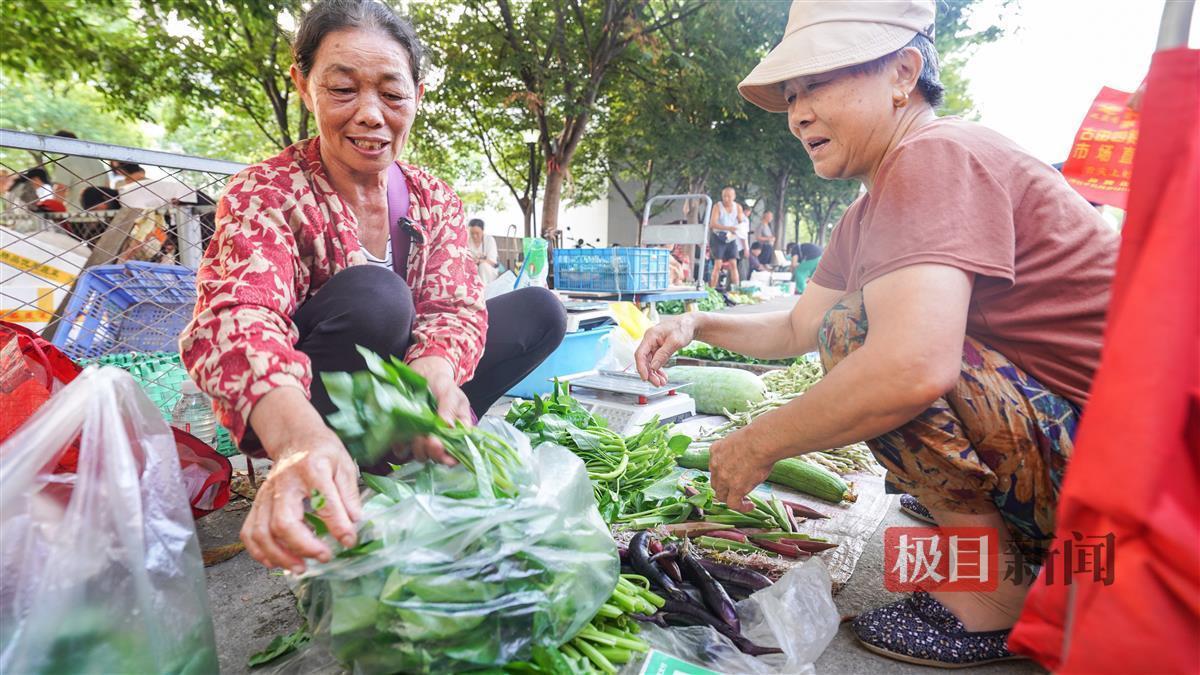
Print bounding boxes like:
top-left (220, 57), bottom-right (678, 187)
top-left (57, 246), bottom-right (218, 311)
top-left (323, 347), bottom-right (521, 496)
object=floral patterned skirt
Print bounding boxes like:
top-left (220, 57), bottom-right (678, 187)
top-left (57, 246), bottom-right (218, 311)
top-left (818, 292), bottom-right (1077, 562)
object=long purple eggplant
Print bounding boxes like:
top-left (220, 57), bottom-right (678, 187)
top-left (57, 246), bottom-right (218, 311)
top-left (678, 550), bottom-right (740, 632)
top-left (696, 558), bottom-right (773, 592)
top-left (630, 531), bottom-right (684, 598)
top-left (661, 599), bottom-right (782, 657)
top-left (648, 539), bottom-right (685, 584)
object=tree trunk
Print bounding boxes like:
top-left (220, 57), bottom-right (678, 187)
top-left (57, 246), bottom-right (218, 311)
top-left (540, 163), bottom-right (566, 240)
top-left (517, 196), bottom-right (534, 238)
top-left (773, 168), bottom-right (790, 252)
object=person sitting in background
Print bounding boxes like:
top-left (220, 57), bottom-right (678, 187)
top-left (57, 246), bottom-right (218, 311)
top-left (116, 162), bottom-right (196, 208)
top-left (19, 169), bottom-right (68, 213)
top-left (82, 186), bottom-right (120, 211)
top-left (748, 241), bottom-right (769, 273)
top-left (51, 130), bottom-right (113, 210)
top-left (468, 218), bottom-right (499, 284)
top-left (113, 162), bottom-right (145, 188)
top-left (61, 186), bottom-right (121, 242)
top-left (669, 243), bottom-right (692, 283)
top-left (792, 242), bottom-right (823, 294)
top-left (754, 211), bottom-right (776, 264)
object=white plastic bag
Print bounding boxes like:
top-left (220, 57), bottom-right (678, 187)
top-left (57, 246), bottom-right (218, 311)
top-left (629, 560), bottom-right (840, 674)
top-left (0, 366), bottom-right (218, 674)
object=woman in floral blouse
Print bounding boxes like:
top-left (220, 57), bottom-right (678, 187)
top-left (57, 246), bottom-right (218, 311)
top-left (180, 0), bottom-right (566, 574)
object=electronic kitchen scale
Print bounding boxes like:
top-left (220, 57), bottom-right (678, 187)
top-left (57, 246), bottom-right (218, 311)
top-left (560, 299), bottom-right (616, 333)
top-left (566, 371), bottom-right (696, 434)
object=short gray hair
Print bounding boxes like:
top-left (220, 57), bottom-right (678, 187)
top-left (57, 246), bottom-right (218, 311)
top-left (845, 34), bottom-right (944, 108)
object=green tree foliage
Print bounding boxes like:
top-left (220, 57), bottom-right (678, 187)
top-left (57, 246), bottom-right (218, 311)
top-left (607, 0), bottom-right (1013, 249)
top-left (2, 0), bottom-right (1011, 236)
top-left (414, 0), bottom-right (703, 239)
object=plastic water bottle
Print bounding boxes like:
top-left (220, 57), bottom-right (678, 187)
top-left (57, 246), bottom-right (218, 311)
top-left (171, 380), bottom-right (217, 445)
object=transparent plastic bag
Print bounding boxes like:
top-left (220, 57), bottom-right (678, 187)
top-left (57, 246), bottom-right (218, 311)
top-left (0, 366), bottom-right (218, 674)
top-left (291, 419), bottom-right (618, 674)
top-left (629, 560), bottom-right (839, 674)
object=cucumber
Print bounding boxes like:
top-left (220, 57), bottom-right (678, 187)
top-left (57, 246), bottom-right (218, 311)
top-left (679, 447), bottom-right (855, 504)
top-left (666, 366), bottom-right (766, 415)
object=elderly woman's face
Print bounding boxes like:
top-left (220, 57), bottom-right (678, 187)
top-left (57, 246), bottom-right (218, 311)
top-left (293, 28), bottom-right (423, 177)
top-left (783, 66), bottom-right (897, 182)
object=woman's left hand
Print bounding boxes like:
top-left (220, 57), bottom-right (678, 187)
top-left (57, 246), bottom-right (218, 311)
top-left (709, 425), bottom-right (774, 512)
top-left (407, 356), bottom-right (472, 465)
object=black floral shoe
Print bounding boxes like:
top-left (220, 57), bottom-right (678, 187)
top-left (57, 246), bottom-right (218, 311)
top-left (899, 493), bottom-right (936, 524)
top-left (851, 591), bottom-right (1023, 668)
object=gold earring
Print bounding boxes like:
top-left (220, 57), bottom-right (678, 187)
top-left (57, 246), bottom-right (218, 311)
top-left (894, 92), bottom-right (909, 108)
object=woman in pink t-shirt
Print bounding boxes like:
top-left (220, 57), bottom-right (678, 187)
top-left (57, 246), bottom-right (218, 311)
top-left (636, 0), bottom-right (1118, 668)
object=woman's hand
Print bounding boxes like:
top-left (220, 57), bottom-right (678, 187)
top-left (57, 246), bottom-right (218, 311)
top-left (242, 402), bottom-right (364, 574)
top-left (243, 388), bottom-right (363, 573)
top-left (635, 313), bottom-right (700, 386)
top-left (709, 425), bottom-right (774, 513)
top-left (407, 356), bottom-right (471, 465)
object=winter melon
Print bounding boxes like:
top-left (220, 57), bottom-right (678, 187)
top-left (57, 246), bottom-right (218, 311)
top-left (666, 365), bottom-right (766, 415)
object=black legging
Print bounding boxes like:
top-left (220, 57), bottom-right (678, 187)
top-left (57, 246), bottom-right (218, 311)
top-left (293, 265), bottom-right (567, 422)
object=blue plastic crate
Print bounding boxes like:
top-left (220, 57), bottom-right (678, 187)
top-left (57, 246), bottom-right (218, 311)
top-left (52, 262), bottom-right (197, 360)
top-left (553, 248), bottom-right (670, 294)
top-left (507, 325), bottom-right (614, 398)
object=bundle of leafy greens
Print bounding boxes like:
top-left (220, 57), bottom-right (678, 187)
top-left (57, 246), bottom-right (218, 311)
top-left (288, 350), bottom-right (618, 674)
top-left (656, 286), bottom-right (726, 315)
top-left (678, 341), bottom-right (796, 366)
top-left (324, 347), bottom-right (522, 496)
top-left (506, 382), bottom-right (691, 524)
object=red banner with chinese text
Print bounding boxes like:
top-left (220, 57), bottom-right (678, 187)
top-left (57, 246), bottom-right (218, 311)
top-left (1060, 86), bottom-right (1139, 209)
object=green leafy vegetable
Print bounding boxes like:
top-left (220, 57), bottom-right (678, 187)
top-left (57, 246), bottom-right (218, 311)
top-left (678, 340), bottom-right (797, 366)
top-left (506, 380), bottom-right (691, 523)
top-left (323, 347), bottom-right (523, 497)
top-left (298, 364), bottom-right (619, 674)
top-left (248, 627), bottom-right (310, 668)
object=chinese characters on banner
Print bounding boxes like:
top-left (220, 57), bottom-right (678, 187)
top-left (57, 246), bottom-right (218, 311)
top-left (1060, 86), bottom-right (1139, 209)
top-left (884, 527), bottom-right (1116, 592)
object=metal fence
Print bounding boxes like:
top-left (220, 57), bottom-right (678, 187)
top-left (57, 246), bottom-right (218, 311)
top-left (1, 129), bottom-right (246, 453)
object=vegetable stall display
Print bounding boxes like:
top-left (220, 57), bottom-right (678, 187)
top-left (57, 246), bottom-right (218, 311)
top-left (680, 359), bottom-right (879, 479)
top-left (677, 341), bottom-right (796, 367)
top-left (248, 344), bottom-right (870, 672)
top-left (623, 531), bottom-right (781, 656)
top-left (506, 382), bottom-right (691, 524)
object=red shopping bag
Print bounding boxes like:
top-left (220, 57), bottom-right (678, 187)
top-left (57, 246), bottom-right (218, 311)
top-left (1, 320), bottom-right (231, 518)
top-left (174, 427), bottom-right (232, 519)
top-left (1008, 47), bottom-right (1200, 673)
top-left (0, 321), bottom-right (83, 470)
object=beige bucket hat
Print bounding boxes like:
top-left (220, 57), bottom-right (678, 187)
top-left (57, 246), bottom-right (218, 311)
top-left (739, 0), bottom-right (936, 113)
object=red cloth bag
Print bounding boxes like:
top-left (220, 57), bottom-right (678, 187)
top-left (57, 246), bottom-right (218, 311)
top-left (1008, 47), bottom-right (1200, 673)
